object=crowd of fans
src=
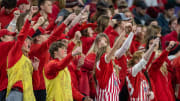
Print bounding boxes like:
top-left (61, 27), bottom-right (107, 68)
top-left (0, 0), bottom-right (180, 101)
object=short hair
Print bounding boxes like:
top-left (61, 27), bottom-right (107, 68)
top-left (49, 41), bottom-right (66, 59)
top-left (1, 0), bottom-right (17, 9)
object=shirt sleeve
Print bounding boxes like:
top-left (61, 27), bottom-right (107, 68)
top-left (132, 58), bottom-right (147, 77)
top-left (45, 53), bottom-right (73, 79)
top-left (115, 32), bottom-right (134, 58)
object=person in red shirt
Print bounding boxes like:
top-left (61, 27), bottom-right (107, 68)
top-left (29, 13), bottom-right (77, 101)
top-left (44, 41), bottom-right (92, 101)
top-left (161, 18), bottom-right (180, 50)
top-left (0, 0), bottom-right (18, 29)
top-left (0, 29), bottom-right (16, 101)
top-left (6, 10), bottom-right (44, 101)
top-left (148, 40), bottom-right (177, 101)
top-left (126, 38), bottom-right (159, 101)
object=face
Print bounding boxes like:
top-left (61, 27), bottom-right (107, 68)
top-left (19, 4), bottom-right (28, 12)
top-left (22, 38), bottom-right (32, 54)
top-left (42, 21), bottom-right (49, 29)
top-left (56, 47), bottom-right (67, 59)
top-left (118, 7), bottom-right (127, 13)
top-left (137, 7), bottom-right (146, 15)
top-left (125, 12), bottom-right (133, 22)
top-left (42, 1), bottom-right (52, 14)
top-left (170, 19), bottom-right (177, 31)
top-left (0, 35), bottom-right (14, 42)
top-left (97, 37), bottom-right (108, 49)
top-left (166, 8), bottom-right (175, 18)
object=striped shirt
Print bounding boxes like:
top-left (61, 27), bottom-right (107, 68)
top-left (96, 71), bottom-right (121, 101)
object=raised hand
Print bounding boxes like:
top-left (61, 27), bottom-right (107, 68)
top-left (36, 16), bottom-right (45, 26)
top-left (72, 47), bottom-right (82, 56)
top-left (64, 13), bottom-right (77, 25)
top-left (166, 41), bottom-right (177, 51)
top-left (32, 57), bottom-right (40, 71)
top-left (13, 10), bottom-right (20, 20)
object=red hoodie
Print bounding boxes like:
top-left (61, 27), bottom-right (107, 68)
top-left (149, 50), bottom-right (175, 101)
top-left (7, 20), bottom-right (39, 91)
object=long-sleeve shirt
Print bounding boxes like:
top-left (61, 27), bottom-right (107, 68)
top-left (149, 50), bottom-right (175, 101)
top-left (29, 23), bottom-right (67, 90)
top-left (44, 54), bottom-right (84, 101)
top-left (115, 32), bottom-right (134, 58)
top-left (7, 20), bottom-right (39, 90)
top-left (0, 41), bottom-right (15, 91)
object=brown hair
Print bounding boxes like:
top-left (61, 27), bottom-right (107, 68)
top-left (128, 51), bottom-right (143, 67)
top-left (145, 25), bottom-right (161, 42)
top-left (49, 41), bottom-right (66, 59)
top-left (16, 11), bottom-right (29, 32)
top-left (95, 15), bottom-right (110, 33)
top-left (57, 0), bottom-right (66, 9)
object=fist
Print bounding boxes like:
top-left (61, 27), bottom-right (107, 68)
top-left (75, 31), bottom-right (82, 40)
top-left (167, 41), bottom-right (176, 51)
top-left (37, 16), bottom-right (45, 25)
top-left (14, 10), bottom-right (20, 19)
top-left (66, 13), bottom-right (77, 22)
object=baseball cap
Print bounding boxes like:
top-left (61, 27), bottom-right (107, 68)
top-left (112, 13), bottom-right (131, 21)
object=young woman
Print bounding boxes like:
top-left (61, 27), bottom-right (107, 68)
top-left (95, 31), bottom-right (125, 101)
top-left (126, 38), bottom-right (159, 101)
top-left (148, 39), bottom-right (176, 101)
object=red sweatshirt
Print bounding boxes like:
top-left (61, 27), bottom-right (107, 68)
top-left (0, 41), bottom-right (15, 91)
top-left (149, 50), bottom-right (175, 101)
top-left (7, 20), bottom-right (39, 91)
top-left (0, 8), bottom-right (18, 29)
top-left (161, 31), bottom-right (178, 50)
top-left (79, 53), bottom-right (96, 98)
top-left (29, 23), bottom-right (66, 90)
top-left (129, 35), bottom-right (141, 55)
top-left (96, 53), bottom-right (113, 89)
top-left (44, 54), bottom-right (84, 101)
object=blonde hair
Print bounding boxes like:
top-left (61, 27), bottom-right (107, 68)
top-left (87, 33), bottom-right (110, 55)
top-left (128, 51), bottom-right (143, 67)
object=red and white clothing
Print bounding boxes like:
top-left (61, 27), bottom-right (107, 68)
top-left (95, 54), bottom-right (121, 101)
top-left (126, 58), bottom-right (153, 101)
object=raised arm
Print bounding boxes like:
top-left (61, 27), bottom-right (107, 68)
top-left (115, 32), bottom-right (134, 59)
top-left (131, 38), bottom-right (159, 77)
top-left (7, 10), bottom-right (20, 32)
top-left (105, 31), bottom-right (126, 63)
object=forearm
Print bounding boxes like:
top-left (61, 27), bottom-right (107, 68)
top-left (132, 58), bottom-right (147, 77)
top-left (106, 34), bottom-right (124, 63)
top-left (143, 44), bottom-right (156, 61)
top-left (115, 32), bottom-right (134, 58)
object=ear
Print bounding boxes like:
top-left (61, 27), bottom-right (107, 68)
top-left (54, 51), bottom-right (58, 58)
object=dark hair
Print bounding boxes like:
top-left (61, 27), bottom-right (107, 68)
top-left (38, 0), bottom-right (51, 9)
top-left (145, 35), bottom-right (161, 51)
top-left (95, 15), bottom-right (110, 33)
top-left (49, 41), bottom-right (66, 59)
top-left (1, 0), bottom-right (17, 9)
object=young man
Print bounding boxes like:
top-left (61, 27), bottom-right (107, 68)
top-left (0, 29), bottom-right (16, 101)
top-left (29, 13), bottom-right (76, 101)
top-left (157, 3), bottom-right (175, 36)
top-left (0, 0), bottom-right (18, 29)
top-left (44, 41), bottom-right (92, 101)
top-left (6, 9), bottom-right (44, 101)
